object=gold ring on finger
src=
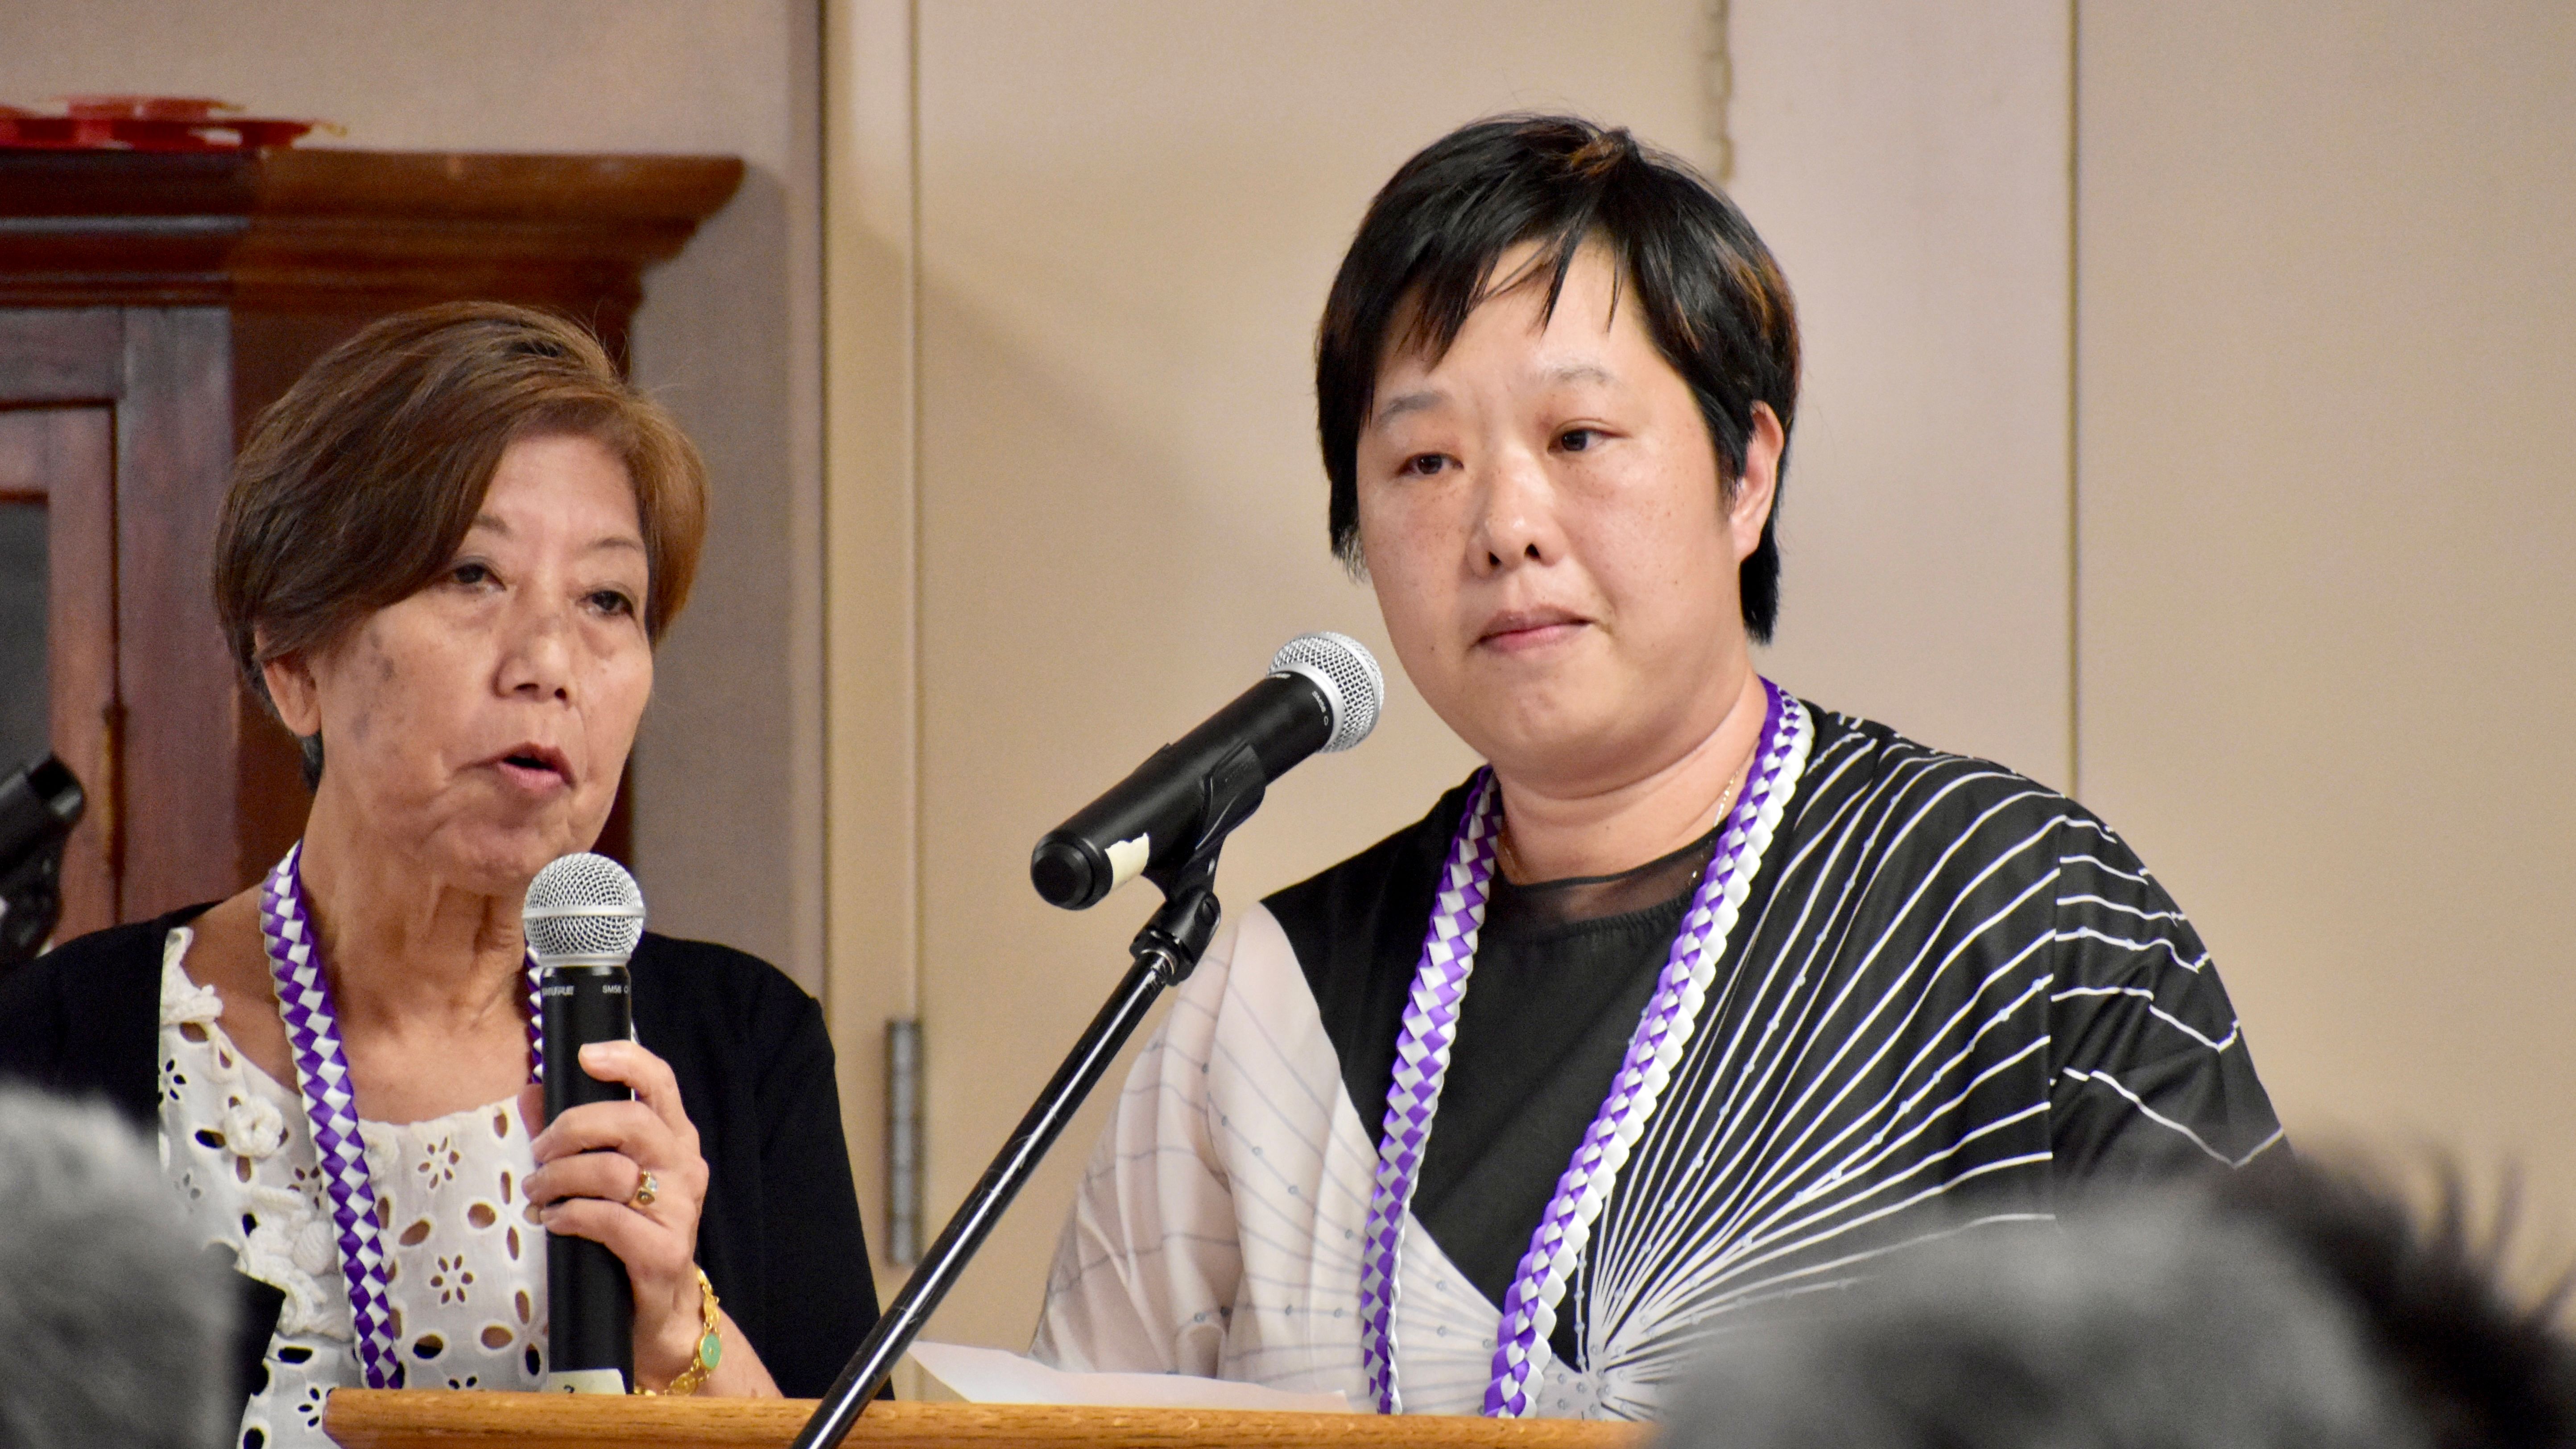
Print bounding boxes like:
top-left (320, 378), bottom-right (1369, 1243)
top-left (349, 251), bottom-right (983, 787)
top-left (630, 1170), bottom-right (660, 1209)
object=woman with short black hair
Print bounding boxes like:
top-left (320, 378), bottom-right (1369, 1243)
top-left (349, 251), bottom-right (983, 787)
top-left (0, 303), bottom-right (876, 1446)
top-left (1035, 116), bottom-right (2280, 1420)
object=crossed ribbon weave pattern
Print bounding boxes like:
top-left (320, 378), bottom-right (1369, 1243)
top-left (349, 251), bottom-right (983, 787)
top-left (259, 842), bottom-right (545, 1389)
top-left (1484, 684), bottom-right (1801, 1415)
top-left (1357, 679), bottom-right (1804, 1417)
top-left (1356, 775), bottom-right (1501, 1415)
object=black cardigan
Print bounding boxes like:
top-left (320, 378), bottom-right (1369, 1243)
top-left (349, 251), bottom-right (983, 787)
top-left (0, 907), bottom-right (880, 1406)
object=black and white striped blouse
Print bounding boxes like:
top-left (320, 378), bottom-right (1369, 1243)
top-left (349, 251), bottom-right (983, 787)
top-left (1036, 702), bottom-right (2281, 1419)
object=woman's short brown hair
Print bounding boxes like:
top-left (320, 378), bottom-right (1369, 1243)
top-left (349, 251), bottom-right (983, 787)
top-left (214, 302), bottom-right (708, 714)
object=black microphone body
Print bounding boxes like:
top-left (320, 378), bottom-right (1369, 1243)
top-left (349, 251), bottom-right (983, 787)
top-left (0, 755), bottom-right (84, 967)
top-left (541, 964), bottom-right (636, 1391)
top-left (1031, 673), bottom-right (1331, 910)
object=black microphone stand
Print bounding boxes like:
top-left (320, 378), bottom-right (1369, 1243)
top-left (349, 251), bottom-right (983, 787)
top-left (790, 785), bottom-right (1254, 1449)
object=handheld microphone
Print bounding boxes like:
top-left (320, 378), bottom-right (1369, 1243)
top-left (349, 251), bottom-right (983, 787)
top-left (1030, 631), bottom-right (1384, 910)
top-left (524, 852), bottom-right (647, 1394)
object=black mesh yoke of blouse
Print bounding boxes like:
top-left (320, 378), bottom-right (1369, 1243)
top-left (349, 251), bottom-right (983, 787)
top-left (1409, 826), bottom-right (1720, 1369)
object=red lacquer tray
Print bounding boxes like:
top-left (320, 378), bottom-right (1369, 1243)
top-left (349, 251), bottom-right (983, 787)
top-left (0, 96), bottom-right (327, 151)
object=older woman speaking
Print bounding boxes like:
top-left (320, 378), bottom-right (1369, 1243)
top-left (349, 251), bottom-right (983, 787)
top-left (0, 304), bottom-right (875, 1445)
top-left (1035, 118), bottom-right (2282, 1420)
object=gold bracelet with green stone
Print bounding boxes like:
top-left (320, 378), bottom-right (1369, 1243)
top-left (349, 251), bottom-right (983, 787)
top-left (635, 1268), bottom-right (722, 1396)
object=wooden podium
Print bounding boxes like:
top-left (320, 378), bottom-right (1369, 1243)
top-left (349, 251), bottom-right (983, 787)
top-left (322, 1392), bottom-right (1652, 1449)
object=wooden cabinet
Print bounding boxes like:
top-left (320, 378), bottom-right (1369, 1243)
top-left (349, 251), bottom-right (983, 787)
top-left (0, 148), bottom-right (740, 938)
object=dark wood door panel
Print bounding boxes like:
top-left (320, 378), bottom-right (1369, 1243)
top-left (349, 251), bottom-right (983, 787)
top-left (0, 309), bottom-right (124, 403)
top-left (0, 405), bottom-right (119, 940)
top-left (112, 308), bottom-right (241, 919)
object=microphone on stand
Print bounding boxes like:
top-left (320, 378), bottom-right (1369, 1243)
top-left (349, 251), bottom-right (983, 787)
top-left (1030, 630), bottom-right (1384, 909)
top-left (794, 632), bottom-right (1384, 1449)
top-left (524, 852), bottom-right (647, 1394)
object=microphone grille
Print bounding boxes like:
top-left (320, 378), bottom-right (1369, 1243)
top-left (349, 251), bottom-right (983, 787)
top-left (523, 852), bottom-right (646, 964)
top-left (1270, 631), bottom-right (1384, 753)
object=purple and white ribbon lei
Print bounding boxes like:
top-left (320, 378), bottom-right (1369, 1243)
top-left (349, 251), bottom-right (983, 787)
top-left (259, 840), bottom-right (544, 1390)
top-left (1356, 678), bottom-right (1807, 1416)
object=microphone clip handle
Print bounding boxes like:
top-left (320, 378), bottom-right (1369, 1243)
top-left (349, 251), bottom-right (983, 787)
top-left (1140, 741), bottom-right (1265, 902)
top-left (1130, 744), bottom-right (1242, 986)
top-left (1131, 881), bottom-right (1221, 988)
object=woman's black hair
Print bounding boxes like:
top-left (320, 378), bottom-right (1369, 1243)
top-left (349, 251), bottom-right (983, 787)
top-left (1316, 115), bottom-right (1801, 640)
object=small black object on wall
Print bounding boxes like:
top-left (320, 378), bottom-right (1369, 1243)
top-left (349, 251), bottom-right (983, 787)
top-left (0, 754), bottom-right (83, 968)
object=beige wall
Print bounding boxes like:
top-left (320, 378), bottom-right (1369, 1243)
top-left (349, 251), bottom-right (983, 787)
top-left (1732, 0), bottom-right (2074, 787)
top-left (827, 0), bottom-right (2086, 1344)
top-left (0, 0), bottom-right (828, 989)
top-left (831, 0), bottom-right (1697, 1349)
top-left (2076, 1), bottom-right (2576, 1267)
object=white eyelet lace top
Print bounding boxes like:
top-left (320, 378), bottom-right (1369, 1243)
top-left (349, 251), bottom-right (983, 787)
top-left (155, 927), bottom-right (550, 1449)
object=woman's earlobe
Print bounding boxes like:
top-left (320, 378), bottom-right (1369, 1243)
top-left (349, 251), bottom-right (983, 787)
top-left (1732, 403), bottom-right (1787, 540)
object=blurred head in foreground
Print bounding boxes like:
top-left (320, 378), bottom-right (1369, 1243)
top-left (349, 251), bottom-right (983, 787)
top-left (1659, 1163), bottom-right (2575, 1449)
top-left (0, 1087), bottom-right (233, 1449)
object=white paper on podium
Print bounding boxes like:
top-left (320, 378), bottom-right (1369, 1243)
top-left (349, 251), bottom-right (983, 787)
top-left (903, 1341), bottom-right (1350, 1412)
